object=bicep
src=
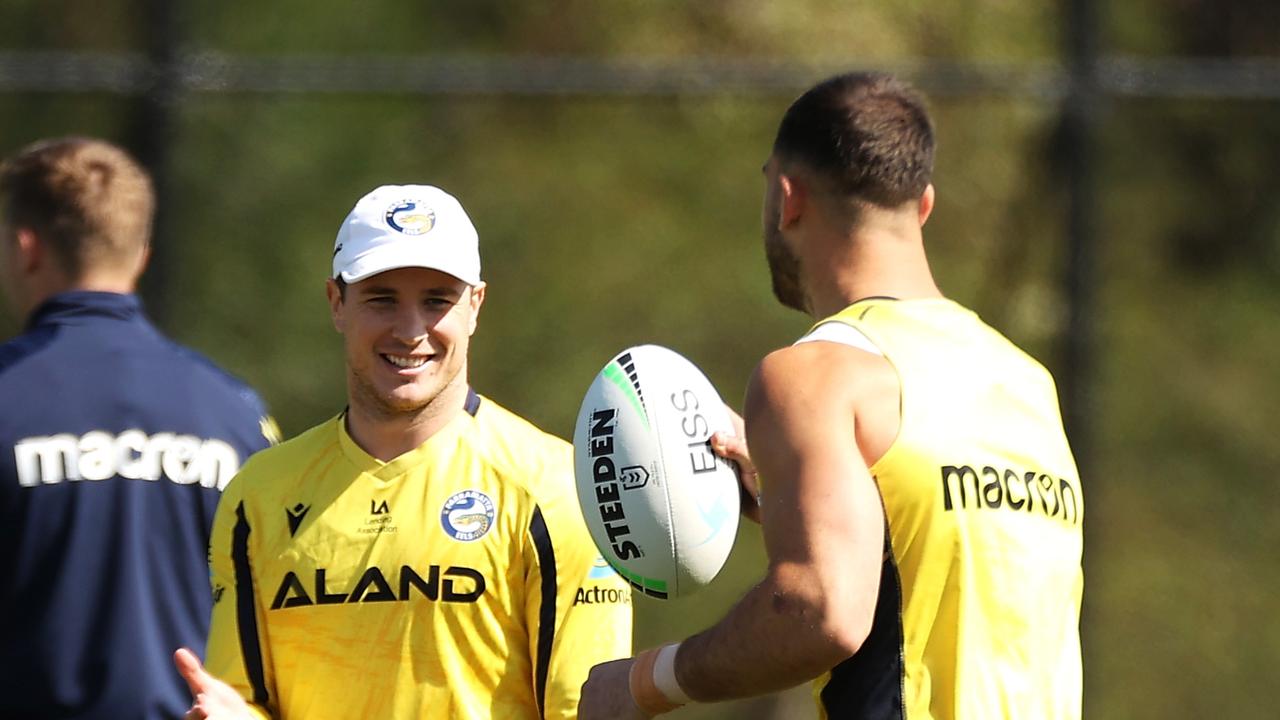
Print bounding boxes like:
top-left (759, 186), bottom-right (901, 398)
top-left (746, 351), bottom-right (886, 619)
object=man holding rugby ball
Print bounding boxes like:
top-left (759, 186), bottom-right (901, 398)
top-left (580, 72), bottom-right (1083, 720)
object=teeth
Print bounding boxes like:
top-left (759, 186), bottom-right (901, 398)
top-left (385, 354), bottom-right (428, 369)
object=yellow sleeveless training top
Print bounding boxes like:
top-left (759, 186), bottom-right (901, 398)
top-left (807, 298), bottom-right (1082, 720)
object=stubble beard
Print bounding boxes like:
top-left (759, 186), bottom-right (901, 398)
top-left (347, 358), bottom-right (463, 423)
top-left (764, 224), bottom-right (807, 313)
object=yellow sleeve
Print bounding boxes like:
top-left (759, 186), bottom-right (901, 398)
top-left (525, 451), bottom-right (633, 720)
top-left (206, 473), bottom-right (276, 719)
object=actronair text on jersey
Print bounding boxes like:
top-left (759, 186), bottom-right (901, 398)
top-left (13, 430), bottom-right (242, 490)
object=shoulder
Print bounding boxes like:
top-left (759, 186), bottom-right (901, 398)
top-left (467, 395), bottom-right (572, 499)
top-left (751, 340), bottom-right (894, 409)
top-left (164, 341), bottom-right (270, 413)
top-left (795, 321), bottom-right (883, 355)
top-left (746, 341), bottom-right (900, 461)
top-left (0, 326), bottom-right (59, 376)
top-left (470, 395), bottom-right (570, 457)
top-left (149, 336), bottom-right (280, 448)
top-left (949, 307), bottom-right (1060, 392)
top-left (231, 417), bottom-right (338, 489)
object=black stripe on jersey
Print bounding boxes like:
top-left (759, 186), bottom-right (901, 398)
top-left (233, 502), bottom-right (270, 707)
top-left (465, 387), bottom-right (482, 416)
top-left (819, 528), bottom-right (905, 719)
top-left (529, 506), bottom-right (557, 719)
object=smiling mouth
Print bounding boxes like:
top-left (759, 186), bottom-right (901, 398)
top-left (383, 353), bottom-right (430, 369)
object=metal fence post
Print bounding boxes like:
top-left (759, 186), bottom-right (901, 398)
top-left (1062, 1), bottom-right (1101, 713)
top-left (126, 0), bottom-right (183, 326)
top-left (1062, 0), bottom-right (1100, 476)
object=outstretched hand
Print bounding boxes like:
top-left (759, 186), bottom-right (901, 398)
top-left (174, 648), bottom-right (254, 720)
top-left (710, 406), bottom-right (762, 524)
top-left (578, 657), bottom-right (649, 720)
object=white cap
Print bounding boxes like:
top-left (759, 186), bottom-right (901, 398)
top-left (332, 184), bottom-right (481, 285)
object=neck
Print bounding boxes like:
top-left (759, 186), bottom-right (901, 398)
top-left (71, 276), bottom-right (137, 294)
top-left (343, 373), bottom-right (468, 462)
top-left (22, 274), bottom-right (137, 319)
top-left (802, 221), bottom-right (942, 320)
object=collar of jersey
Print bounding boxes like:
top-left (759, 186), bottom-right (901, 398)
top-left (26, 291), bottom-right (144, 330)
top-left (335, 410), bottom-right (470, 480)
top-left (815, 296), bottom-right (975, 330)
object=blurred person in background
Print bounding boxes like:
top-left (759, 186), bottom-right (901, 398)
top-left (579, 72), bottom-right (1083, 720)
top-left (174, 184), bottom-right (632, 719)
top-left (0, 136), bottom-right (278, 719)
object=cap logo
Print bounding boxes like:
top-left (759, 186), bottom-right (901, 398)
top-left (384, 200), bottom-right (436, 236)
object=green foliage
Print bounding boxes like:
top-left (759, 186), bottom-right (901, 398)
top-left (3, 2), bottom-right (1279, 718)
top-left (0, 0), bottom-right (138, 50)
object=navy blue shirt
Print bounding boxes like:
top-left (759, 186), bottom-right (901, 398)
top-left (0, 292), bottom-right (274, 720)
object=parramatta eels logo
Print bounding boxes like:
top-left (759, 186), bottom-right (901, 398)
top-left (384, 200), bottom-right (436, 236)
top-left (441, 490), bottom-right (496, 542)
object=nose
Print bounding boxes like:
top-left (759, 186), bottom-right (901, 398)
top-left (390, 304), bottom-right (432, 345)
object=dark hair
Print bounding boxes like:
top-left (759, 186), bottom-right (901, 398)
top-left (0, 136), bottom-right (154, 279)
top-left (772, 72), bottom-right (934, 207)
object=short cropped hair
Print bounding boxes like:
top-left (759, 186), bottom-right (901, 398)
top-left (0, 137), bottom-right (154, 279)
top-left (773, 72), bottom-right (934, 207)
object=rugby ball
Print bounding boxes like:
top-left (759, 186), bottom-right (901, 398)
top-left (572, 345), bottom-right (741, 600)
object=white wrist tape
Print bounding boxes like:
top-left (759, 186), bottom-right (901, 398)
top-left (652, 642), bottom-right (693, 705)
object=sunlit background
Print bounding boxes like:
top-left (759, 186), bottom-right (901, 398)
top-left (3, 2), bottom-right (1279, 717)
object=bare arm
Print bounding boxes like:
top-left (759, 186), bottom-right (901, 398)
top-left (675, 344), bottom-right (886, 698)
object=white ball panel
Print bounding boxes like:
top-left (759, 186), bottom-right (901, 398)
top-left (573, 345), bottom-right (740, 600)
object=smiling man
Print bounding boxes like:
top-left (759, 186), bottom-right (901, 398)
top-left (175, 185), bottom-right (631, 720)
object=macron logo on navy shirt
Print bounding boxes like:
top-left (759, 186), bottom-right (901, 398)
top-left (14, 430), bottom-right (242, 490)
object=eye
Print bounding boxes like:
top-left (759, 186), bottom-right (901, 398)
top-left (366, 295), bottom-right (395, 306)
top-left (425, 297), bottom-right (454, 310)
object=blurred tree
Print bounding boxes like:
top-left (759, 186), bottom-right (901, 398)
top-left (2, 1), bottom-right (1279, 718)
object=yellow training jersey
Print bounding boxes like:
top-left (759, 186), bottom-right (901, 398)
top-left (205, 390), bottom-right (632, 720)
top-left (806, 299), bottom-right (1082, 720)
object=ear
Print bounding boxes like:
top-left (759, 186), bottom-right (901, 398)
top-left (466, 282), bottom-right (486, 336)
top-left (778, 173), bottom-right (806, 229)
top-left (326, 278), bottom-right (345, 332)
top-left (135, 243), bottom-right (152, 276)
top-left (14, 228), bottom-right (43, 274)
top-left (918, 184), bottom-right (936, 227)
